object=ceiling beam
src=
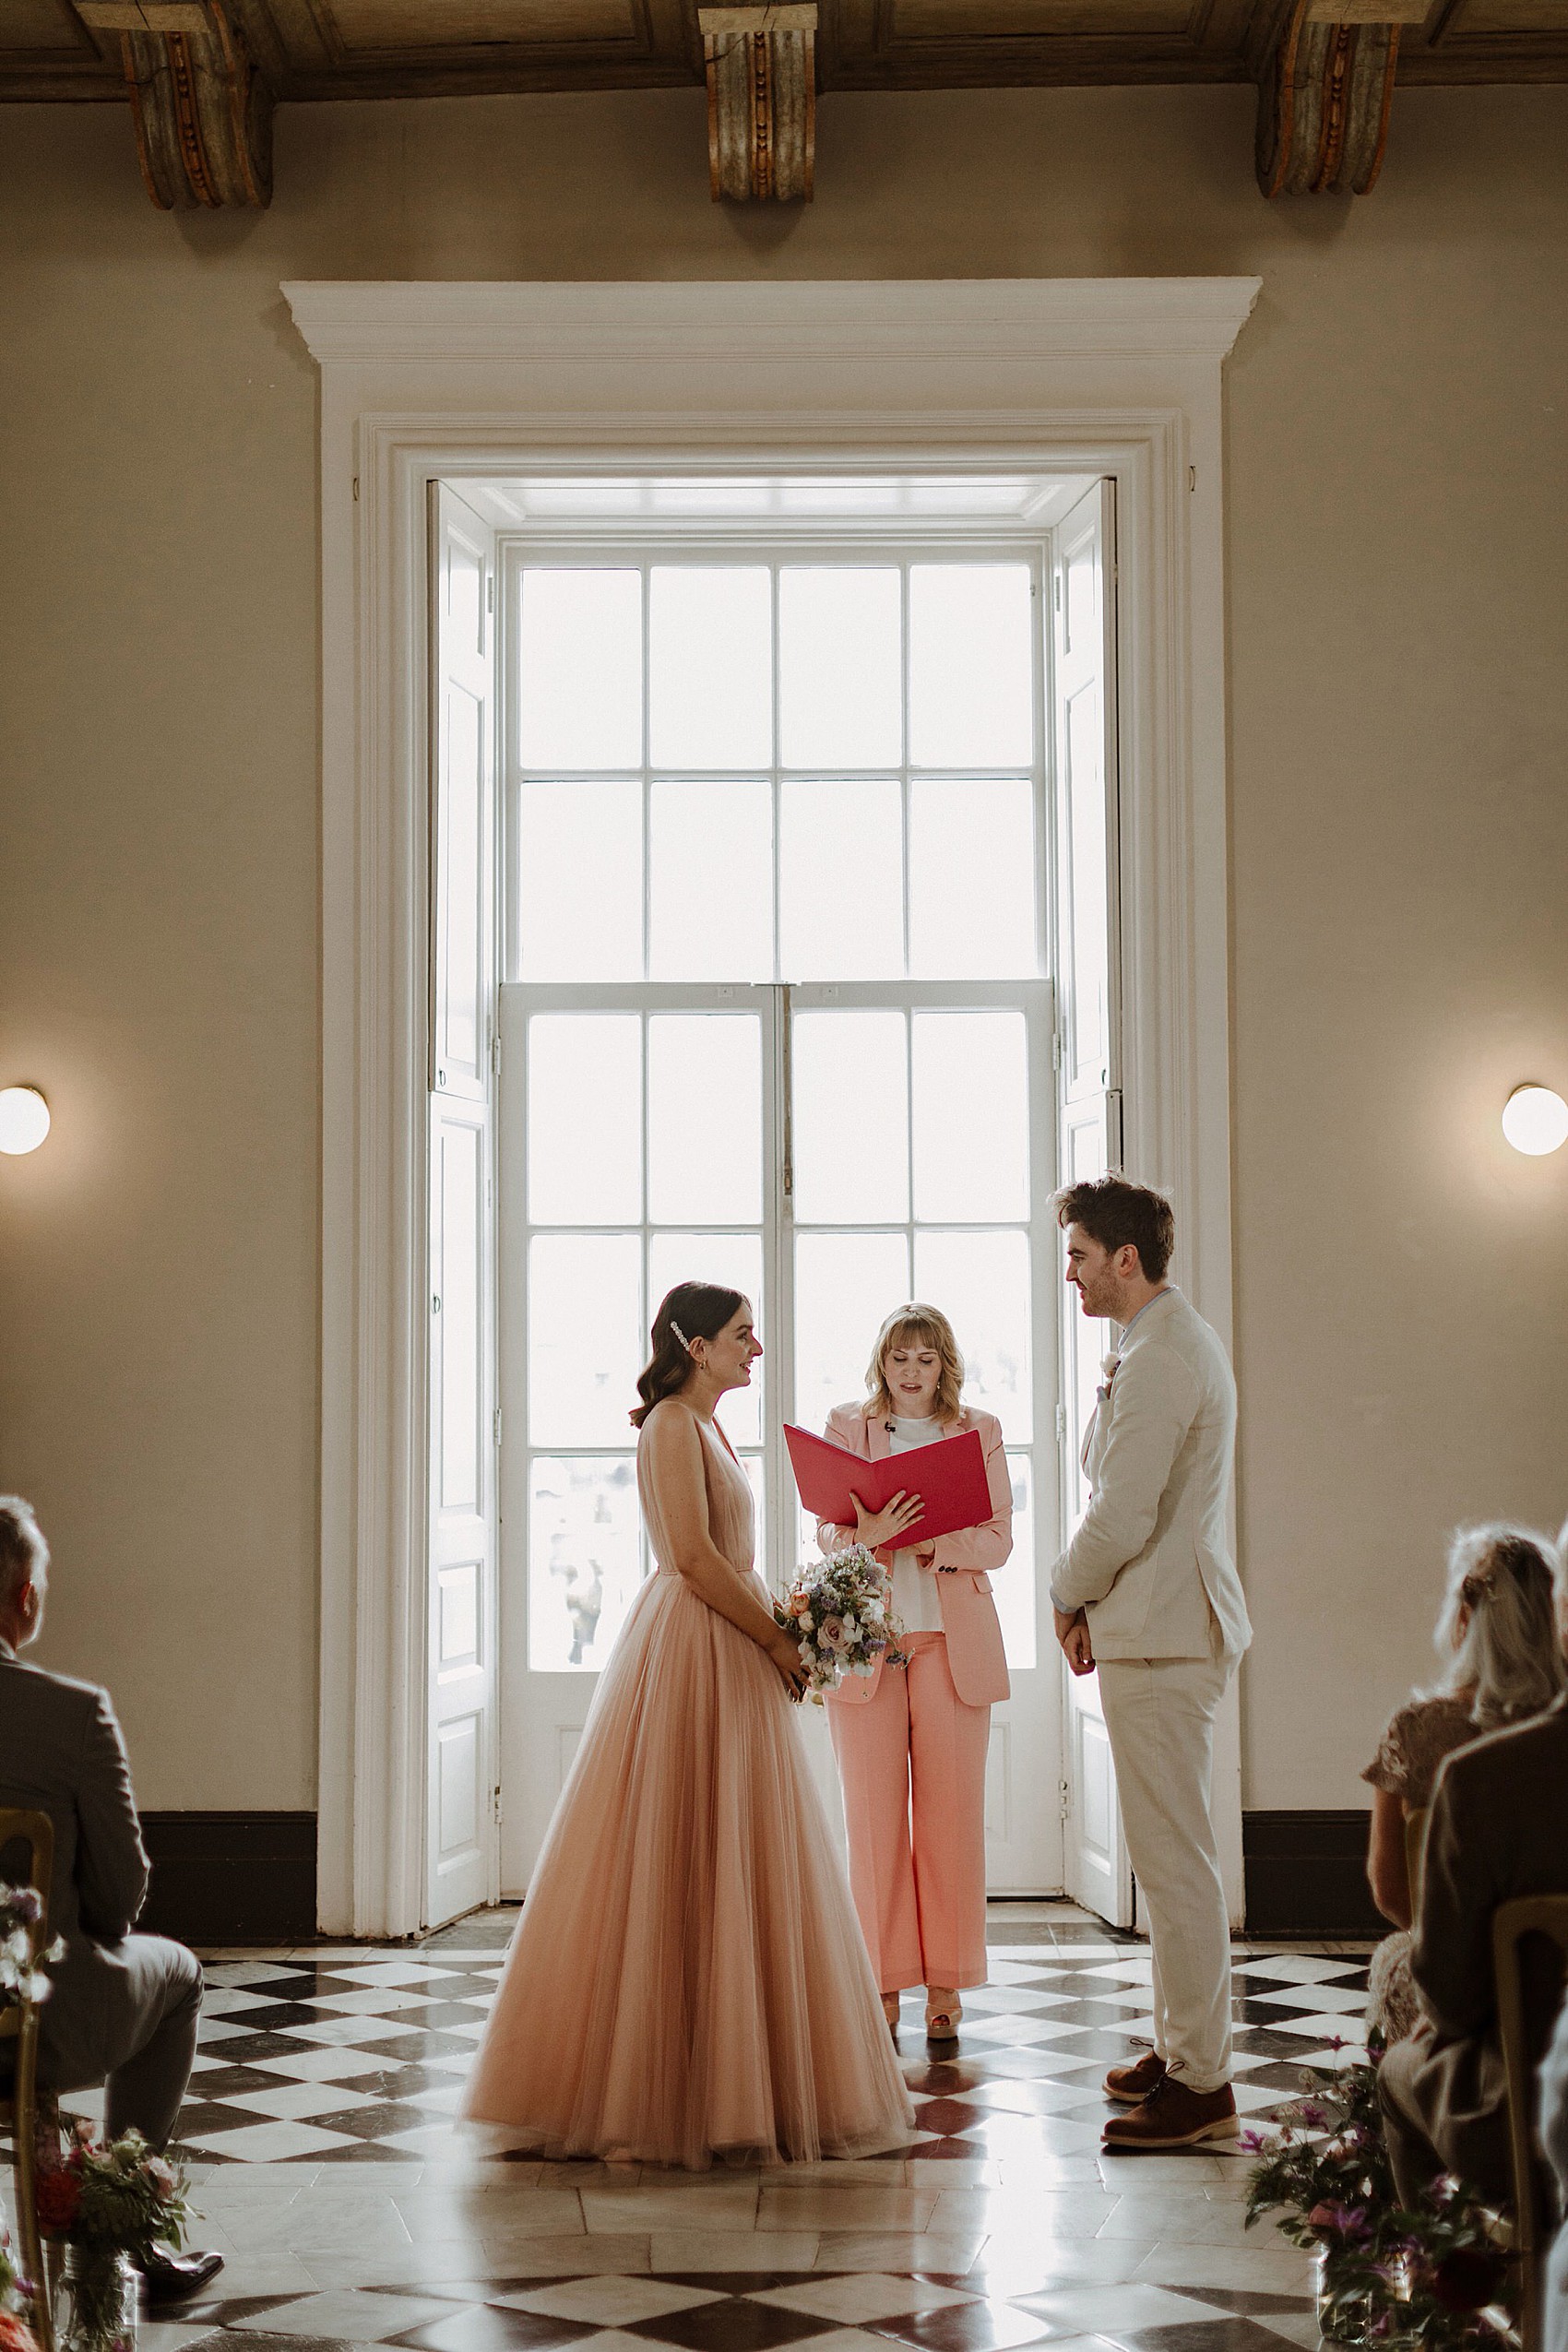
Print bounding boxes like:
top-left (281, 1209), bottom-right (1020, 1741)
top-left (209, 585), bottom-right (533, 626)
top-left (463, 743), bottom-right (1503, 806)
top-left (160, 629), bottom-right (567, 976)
top-left (75, 1), bottom-right (272, 205)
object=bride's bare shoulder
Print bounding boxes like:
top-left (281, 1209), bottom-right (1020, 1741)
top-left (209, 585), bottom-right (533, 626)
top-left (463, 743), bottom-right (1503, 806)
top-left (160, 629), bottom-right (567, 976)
top-left (641, 1396), bottom-right (700, 1447)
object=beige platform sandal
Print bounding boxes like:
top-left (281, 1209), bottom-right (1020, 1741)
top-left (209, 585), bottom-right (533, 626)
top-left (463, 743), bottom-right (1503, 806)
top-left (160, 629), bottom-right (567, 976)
top-left (924, 1989), bottom-right (961, 2044)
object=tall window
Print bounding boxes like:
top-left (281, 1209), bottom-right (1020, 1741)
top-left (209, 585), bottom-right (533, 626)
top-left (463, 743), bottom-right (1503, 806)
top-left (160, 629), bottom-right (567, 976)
top-left (503, 551), bottom-right (1055, 1682)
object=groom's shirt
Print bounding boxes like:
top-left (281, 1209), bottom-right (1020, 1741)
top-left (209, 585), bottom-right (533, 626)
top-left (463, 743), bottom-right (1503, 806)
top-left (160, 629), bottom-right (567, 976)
top-left (1049, 1287), bottom-right (1251, 1662)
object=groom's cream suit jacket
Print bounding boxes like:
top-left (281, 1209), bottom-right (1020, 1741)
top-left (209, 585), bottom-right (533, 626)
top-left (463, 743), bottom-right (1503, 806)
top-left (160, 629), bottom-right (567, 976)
top-left (1050, 1287), bottom-right (1251, 1662)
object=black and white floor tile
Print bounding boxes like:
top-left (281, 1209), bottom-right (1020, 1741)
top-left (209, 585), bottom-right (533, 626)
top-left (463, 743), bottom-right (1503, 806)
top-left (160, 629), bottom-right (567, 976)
top-left (42, 1907), bottom-right (1377, 2352)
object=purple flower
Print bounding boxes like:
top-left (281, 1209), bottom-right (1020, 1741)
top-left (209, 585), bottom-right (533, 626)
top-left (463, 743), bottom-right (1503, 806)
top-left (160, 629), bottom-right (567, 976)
top-left (1238, 2130), bottom-right (1265, 2153)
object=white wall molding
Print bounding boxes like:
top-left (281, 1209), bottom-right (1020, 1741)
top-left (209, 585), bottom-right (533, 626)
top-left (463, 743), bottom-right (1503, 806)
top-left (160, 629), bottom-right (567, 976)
top-left (288, 277), bottom-right (1259, 1936)
top-left (285, 278), bottom-right (1260, 369)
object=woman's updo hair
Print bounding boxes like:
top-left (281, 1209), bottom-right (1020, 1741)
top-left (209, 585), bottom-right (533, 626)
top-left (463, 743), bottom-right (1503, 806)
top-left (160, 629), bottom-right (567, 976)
top-left (1430, 1522), bottom-right (1568, 1728)
top-left (631, 1282), bottom-right (747, 1429)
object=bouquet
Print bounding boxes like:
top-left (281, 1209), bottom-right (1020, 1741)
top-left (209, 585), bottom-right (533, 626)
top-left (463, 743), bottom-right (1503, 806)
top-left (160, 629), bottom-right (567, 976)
top-left (37, 2120), bottom-right (190, 2265)
top-left (1, 1886), bottom-right (62, 2011)
top-left (1243, 2046), bottom-right (1514, 2346)
top-left (0, 2237), bottom-right (42, 2352)
top-left (775, 1544), bottom-right (908, 1697)
top-left (39, 2122), bottom-right (193, 2352)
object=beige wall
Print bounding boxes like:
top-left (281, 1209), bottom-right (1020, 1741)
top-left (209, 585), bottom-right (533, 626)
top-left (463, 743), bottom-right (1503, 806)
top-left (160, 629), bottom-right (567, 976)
top-left (1, 81), bottom-right (1564, 1815)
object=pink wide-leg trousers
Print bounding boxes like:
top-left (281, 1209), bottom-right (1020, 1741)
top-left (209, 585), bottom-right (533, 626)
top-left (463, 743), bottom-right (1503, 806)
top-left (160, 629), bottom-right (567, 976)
top-left (826, 1631), bottom-right (991, 1993)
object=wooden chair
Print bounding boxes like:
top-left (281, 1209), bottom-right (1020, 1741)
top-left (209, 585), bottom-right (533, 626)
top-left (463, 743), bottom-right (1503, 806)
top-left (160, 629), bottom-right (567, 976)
top-left (1492, 1894), bottom-right (1568, 2352)
top-left (0, 1809), bottom-right (57, 2352)
top-left (1404, 1804), bottom-right (1430, 1918)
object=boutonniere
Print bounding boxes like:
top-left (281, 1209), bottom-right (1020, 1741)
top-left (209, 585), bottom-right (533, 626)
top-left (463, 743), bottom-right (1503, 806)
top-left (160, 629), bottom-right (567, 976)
top-left (1096, 1352), bottom-right (1121, 1403)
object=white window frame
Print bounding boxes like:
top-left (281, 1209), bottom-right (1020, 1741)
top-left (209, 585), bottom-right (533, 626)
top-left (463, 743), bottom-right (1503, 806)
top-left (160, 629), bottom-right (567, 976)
top-left (284, 276), bottom-right (1260, 1939)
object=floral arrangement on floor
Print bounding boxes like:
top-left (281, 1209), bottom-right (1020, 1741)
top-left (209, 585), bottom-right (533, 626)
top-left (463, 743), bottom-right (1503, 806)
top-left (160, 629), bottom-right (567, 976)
top-left (0, 2238), bottom-right (43, 2352)
top-left (775, 1544), bottom-right (908, 1697)
top-left (1242, 2042), bottom-right (1514, 2347)
top-left (38, 2123), bottom-right (192, 2352)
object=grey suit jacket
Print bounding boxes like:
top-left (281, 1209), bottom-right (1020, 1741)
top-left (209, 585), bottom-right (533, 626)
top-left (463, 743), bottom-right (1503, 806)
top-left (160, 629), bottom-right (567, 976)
top-left (0, 1642), bottom-right (153, 2084)
top-left (1404, 1697), bottom-right (1568, 2198)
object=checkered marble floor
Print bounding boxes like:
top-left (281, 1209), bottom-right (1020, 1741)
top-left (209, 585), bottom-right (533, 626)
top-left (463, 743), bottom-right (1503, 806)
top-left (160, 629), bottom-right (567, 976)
top-left (42, 1907), bottom-right (1377, 2352)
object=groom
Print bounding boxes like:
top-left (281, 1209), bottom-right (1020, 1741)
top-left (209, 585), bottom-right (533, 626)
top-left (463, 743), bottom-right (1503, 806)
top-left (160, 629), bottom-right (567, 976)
top-left (1050, 1176), bottom-right (1252, 2151)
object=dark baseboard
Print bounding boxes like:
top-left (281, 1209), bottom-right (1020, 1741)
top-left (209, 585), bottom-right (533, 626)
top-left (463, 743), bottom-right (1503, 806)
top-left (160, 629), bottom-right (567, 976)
top-left (139, 1812), bottom-right (316, 1947)
top-left (1243, 1809), bottom-right (1384, 1939)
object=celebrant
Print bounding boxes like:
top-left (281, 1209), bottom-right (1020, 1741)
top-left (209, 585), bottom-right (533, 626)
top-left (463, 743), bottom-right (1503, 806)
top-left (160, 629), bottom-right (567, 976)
top-left (815, 1303), bottom-right (1012, 2045)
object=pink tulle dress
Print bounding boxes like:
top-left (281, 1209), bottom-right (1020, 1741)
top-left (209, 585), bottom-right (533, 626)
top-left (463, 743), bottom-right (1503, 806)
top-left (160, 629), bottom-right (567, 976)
top-left (461, 1399), bottom-right (916, 2170)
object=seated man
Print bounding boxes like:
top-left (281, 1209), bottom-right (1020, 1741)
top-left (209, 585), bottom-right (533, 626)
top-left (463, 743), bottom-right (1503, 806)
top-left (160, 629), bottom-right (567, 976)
top-left (0, 1498), bottom-right (222, 2299)
top-left (1379, 1690), bottom-right (1568, 2207)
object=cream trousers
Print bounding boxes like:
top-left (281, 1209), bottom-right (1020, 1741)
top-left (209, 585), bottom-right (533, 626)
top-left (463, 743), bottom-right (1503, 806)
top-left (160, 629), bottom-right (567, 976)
top-left (1097, 1653), bottom-right (1234, 2094)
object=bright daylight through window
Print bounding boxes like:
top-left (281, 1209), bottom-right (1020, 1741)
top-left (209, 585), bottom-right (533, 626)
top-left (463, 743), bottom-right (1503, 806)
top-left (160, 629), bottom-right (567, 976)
top-left (505, 556), bottom-right (1053, 1690)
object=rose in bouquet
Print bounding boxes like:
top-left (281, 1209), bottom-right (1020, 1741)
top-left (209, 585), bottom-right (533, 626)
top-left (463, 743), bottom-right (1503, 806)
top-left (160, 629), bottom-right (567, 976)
top-left (775, 1544), bottom-right (908, 1697)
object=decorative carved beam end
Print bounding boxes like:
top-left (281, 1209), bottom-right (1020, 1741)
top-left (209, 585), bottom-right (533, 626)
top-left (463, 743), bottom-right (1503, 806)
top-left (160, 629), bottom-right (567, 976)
top-left (1256, 0), bottom-right (1425, 197)
top-left (698, 4), bottom-right (816, 202)
top-left (75, 0), bottom-right (272, 208)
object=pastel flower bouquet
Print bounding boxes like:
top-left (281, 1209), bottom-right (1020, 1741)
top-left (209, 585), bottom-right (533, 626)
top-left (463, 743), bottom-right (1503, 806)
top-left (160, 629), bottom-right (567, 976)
top-left (775, 1544), bottom-right (908, 1698)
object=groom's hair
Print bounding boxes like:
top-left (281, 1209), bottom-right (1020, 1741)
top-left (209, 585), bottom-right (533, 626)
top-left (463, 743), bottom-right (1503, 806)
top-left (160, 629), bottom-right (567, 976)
top-left (0, 1497), bottom-right (48, 1611)
top-left (1052, 1175), bottom-right (1175, 1282)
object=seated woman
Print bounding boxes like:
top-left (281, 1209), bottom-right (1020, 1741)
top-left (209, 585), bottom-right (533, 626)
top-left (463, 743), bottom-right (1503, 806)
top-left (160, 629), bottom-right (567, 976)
top-left (1362, 1523), bottom-right (1566, 2044)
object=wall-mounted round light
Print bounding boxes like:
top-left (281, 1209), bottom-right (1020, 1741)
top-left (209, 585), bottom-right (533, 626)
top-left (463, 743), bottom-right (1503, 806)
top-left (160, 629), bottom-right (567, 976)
top-left (1502, 1084), bottom-right (1568, 1158)
top-left (0, 1087), bottom-right (51, 1156)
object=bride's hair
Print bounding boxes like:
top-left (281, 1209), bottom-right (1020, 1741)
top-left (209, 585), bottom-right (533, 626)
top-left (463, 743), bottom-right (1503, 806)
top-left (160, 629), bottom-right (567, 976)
top-left (862, 1303), bottom-right (965, 1427)
top-left (1427, 1523), bottom-right (1567, 1728)
top-left (631, 1282), bottom-right (747, 1429)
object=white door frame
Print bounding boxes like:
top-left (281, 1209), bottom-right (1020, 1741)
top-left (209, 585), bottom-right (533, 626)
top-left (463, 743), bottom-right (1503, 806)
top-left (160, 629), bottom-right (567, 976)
top-left (284, 277), bottom-right (1260, 1939)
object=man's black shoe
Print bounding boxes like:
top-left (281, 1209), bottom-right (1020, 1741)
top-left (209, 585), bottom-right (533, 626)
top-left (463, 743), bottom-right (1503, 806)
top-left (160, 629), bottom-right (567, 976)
top-left (139, 2250), bottom-right (226, 2304)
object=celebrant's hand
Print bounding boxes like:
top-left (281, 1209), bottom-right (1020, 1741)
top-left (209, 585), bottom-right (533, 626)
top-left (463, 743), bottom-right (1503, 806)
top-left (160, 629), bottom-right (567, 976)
top-left (1054, 1606), bottom-right (1095, 1676)
top-left (852, 1490), bottom-right (925, 1552)
top-left (767, 1626), bottom-right (810, 1701)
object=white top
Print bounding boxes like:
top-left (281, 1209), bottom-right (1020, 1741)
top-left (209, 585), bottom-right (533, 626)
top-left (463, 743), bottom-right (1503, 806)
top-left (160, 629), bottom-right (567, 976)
top-left (887, 1415), bottom-right (944, 1636)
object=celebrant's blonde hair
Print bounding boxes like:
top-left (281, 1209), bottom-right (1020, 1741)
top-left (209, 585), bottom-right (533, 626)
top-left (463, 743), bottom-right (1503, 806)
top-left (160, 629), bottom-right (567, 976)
top-left (862, 1304), bottom-right (965, 1428)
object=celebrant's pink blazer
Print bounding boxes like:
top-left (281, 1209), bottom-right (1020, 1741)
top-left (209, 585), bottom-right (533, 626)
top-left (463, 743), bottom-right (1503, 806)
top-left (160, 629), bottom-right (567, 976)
top-left (816, 1405), bottom-right (1012, 1706)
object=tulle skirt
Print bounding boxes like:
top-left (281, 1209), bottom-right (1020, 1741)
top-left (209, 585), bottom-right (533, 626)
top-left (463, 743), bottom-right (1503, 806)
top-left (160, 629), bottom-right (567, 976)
top-left (461, 1568), bottom-right (916, 2170)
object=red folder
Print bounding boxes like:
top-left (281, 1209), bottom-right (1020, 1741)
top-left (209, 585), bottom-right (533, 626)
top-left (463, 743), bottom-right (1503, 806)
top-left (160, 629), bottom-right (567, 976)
top-left (783, 1422), bottom-right (992, 1548)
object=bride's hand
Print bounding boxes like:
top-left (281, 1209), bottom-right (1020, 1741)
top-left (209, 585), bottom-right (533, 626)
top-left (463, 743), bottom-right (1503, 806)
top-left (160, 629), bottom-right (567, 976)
top-left (852, 1490), bottom-right (925, 1552)
top-left (767, 1626), bottom-right (810, 1702)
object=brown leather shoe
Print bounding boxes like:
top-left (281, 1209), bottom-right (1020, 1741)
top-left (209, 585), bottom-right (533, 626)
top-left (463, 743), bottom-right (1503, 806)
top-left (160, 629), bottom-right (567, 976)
top-left (1101, 2073), bottom-right (1237, 2150)
top-left (1103, 2050), bottom-right (1168, 2104)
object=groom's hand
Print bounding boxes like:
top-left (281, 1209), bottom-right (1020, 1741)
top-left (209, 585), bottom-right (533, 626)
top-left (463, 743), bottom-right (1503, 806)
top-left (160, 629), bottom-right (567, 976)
top-left (1054, 1607), bottom-right (1096, 1676)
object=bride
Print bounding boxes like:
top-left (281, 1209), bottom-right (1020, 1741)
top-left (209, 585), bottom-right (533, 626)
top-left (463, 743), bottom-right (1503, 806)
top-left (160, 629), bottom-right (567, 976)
top-left (461, 1280), bottom-right (915, 2169)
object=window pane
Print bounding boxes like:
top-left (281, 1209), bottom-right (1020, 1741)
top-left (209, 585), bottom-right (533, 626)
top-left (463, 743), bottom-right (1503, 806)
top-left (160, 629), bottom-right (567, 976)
top-left (912, 1010), bottom-right (1028, 1223)
top-left (648, 1230), bottom-right (765, 1447)
top-left (993, 1451), bottom-right (1037, 1670)
top-left (1065, 679), bottom-right (1110, 1083)
top-left (791, 1009), bottom-right (909, 1225)
top-left (779, 568), bottom-right (901, 769)
top-left (517, 780), bottom-right (642, 980)
top-left (650, 567), bottom-right (771, 769)
top-left (528, 1013), bottom-right (642, 1226)
top-left (778, 778), bottom-right (904, 981)
top-left (649, 780), bottom-right (773, 980)
top-left (909, 777), bottom-right (1037, 979)
top-left (793, 1229), bottom-right (910, 1449)
top-left (647, 1015), bottom-right (762, 1225)
top-left (519, 569), bottom-right (642, 771)
top-left (529, 1232), bottom-right (642, 1445)
top-left (529, 1455), bottom-right (643, 1672)
top-left (913, 1228), bottom-right (1031, 1442)
top-left (909, 564), bottom-right (1035, 768)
